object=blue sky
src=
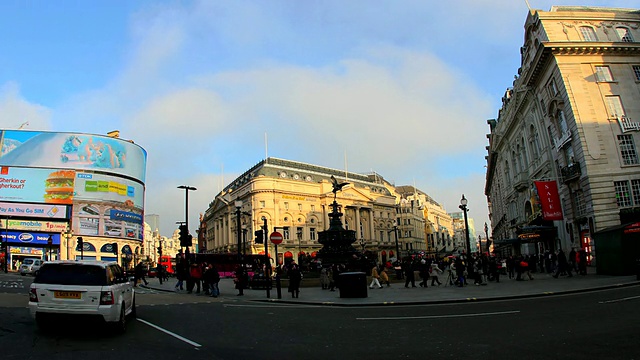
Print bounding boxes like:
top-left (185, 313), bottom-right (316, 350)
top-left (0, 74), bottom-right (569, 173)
top-left (1, 0), bottom-right (637, 237)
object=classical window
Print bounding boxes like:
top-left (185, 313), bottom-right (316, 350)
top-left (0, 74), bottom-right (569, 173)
top-left (633, 65), bottom-right (640, 81)
top-left (309, 228), bottom-right (316, 241)
top-left (283, 227), bottom-right (290, 240)
top-left (618, 134), bottom-right (639, 165)
top-left (260, 201), bottom-right (265, 208)
top-left (606, 96), bottom-right (626, 118)
top-left (574, 190), bottom-right (586, 217)
top-left (298, 203), bottom-right (302, 211)
top-left (632, 180), bottom-right (640, 206)
top-left (311, 205), bottom-right (315, 212)
top-left (550, 78), bottom-right (559, 96)
top-left (565, 145), bottom-right (575, 165)
top-left (504, 160), bottom-right (511, 186)
top-left (615, 27), bottom-right (634, 42)
top-left (579, 26), bottom-right (598, 41)
top-left (530, 125), bottom-right (541, 158)
top-left (284, 202), bottom-right (289, 210)
top-left (556, 109), bottom-right (569, 136)
top-left (595, 66), bottom-right (614, 82)
top-left (614, 181), bottom-right (633, 207)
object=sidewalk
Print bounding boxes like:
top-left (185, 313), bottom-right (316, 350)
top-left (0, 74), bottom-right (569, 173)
top-left (142, 268), bottom-right (640, 306)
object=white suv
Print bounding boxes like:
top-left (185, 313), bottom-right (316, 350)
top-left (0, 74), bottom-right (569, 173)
top-left (20, 258), bottom-right (44, 276)
top-left (28, 260), bottom-right (136, 333)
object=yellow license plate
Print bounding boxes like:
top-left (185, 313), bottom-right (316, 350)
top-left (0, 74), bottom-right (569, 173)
top-left (54, 291), bottom-right (81, 299)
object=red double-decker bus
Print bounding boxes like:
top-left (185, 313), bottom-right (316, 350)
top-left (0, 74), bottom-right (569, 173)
top-left (158, 255), bottom-right (176, 275)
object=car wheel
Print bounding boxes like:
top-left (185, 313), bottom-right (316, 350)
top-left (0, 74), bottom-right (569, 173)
top-left (113, 303), bottom-right (126, 334)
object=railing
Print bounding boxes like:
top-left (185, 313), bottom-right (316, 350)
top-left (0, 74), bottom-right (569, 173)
top-left (561, 161), bottom-right (581, 183)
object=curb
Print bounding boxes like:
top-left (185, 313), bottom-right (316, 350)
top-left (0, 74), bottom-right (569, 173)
top-left (142, 281), bottom-right (640, 307)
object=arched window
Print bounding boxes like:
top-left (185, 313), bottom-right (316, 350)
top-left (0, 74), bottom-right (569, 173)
top-left (579, 26), bottom-right (598, 41)
top-left (556, 109), bottom-right (568, 136)
top-left (521, 137), bottom-right (529, 168)
top-left (615, 27), bottom-right (634, 42)
top-left (530, 124), bottom-right (541, 158)
top-left (504, 160), bottom-right (511, 185)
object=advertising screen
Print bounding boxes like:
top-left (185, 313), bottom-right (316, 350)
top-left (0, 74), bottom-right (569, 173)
top-left (0, 201), bottom-right (68, 219)
top-left (0, 130), bottom-right (147, 182)
top-left (0, 166), bottom-right (75, 204)
top-left (1, 219), bottom-right (68, 232)
top-left (72, 172), bottom-right (144, 241)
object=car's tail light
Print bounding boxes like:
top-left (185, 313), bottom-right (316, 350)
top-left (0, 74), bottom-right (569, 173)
top-left (29, 288), bottom-right (38, 302)
top-left (100, 291), bottom-right (114, 305)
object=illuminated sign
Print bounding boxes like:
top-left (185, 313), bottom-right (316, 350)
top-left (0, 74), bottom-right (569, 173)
top-left (73, 172), bottom-right (143, 209)
top-left (1, 219), bottom-right (68, 232)
top-left (0, 202), bottom-right (68, 219)
top-left (1, 231), bottom-right (61, 245)
top-left (0, 130), bottom-right (147, 182)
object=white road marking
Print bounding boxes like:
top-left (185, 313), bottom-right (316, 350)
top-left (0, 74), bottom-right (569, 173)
top-left (356, 310), bottom-right (520, 321)
top-left (137, 318), bottom-right (202, 348)
top-left (599, 295), bottom-right (640, 304)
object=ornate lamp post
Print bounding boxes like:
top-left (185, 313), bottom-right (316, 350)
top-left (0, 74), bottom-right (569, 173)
top-left (459, 194), bottom-right (471, 255)
top-left (484, 222), bottom-right (490, 254)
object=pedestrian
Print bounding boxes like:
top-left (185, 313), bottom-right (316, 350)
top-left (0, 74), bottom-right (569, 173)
top-left (175, 261), bottom-right (187, 291)
top-left (430, 261), bottom-right (443, 286)
top-left (507, 256), bottom-right (515, 279)
top-left (403, 259), bottom-right (416, 288)
top-left (578, 249), bottom-right (588, 275)
top-left (156, 263), bottom-right (164, 285)
top-left (204, 264), bottom-right (221, 297)
top-left (569, 248), bottom-right (578, 275)
top-left (134, 261), bottom-right (148, 287)
top-left (489, 256), bottom-right (500, 283)
top-left (380, 266), bottom-right (391, 287)
top-left (455, 256), bottom-right (466, 287)
top-left (189, 262), bottom-right (203, 294)
top-left (418, 259), bottom-right (429, 288)
top-left (320, 266), bottom-right (330, 290)
top-left (553, 249), bottom-right (573, 278)
top-left (234, 266), bottom-right (246, 296)
top-left (287, 262), bottom-right (302, 298)
top-left (369, 264), bottom-right (383, 289)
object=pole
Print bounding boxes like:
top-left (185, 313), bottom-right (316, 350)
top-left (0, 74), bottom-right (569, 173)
top-left (178, 186), bottom-right (197, 258)
top-left (460, 195), bottom-right (471, 255)
top-left (3, 217), bottom-right (8, 273)
top-left (485, 222), bottom-right (490, 254)
top-left (263, 217), bottom-right (272, 298)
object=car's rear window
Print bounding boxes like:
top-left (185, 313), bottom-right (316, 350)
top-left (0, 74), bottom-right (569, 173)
top-left (23, 259), bottom-right (34, 265)
top-left (34, 264), bottom-right (107, 286)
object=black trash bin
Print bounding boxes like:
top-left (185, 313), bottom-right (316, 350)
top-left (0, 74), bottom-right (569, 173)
top-left (338, 272), bottom-right (368, 298)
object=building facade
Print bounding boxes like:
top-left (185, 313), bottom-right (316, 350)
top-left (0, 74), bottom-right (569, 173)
top-left (485, 6), bottom-right (640, 260)
top-left (201, 158), bottom-right (457, 265)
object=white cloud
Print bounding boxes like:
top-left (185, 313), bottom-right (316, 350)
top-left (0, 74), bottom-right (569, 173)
top-left (0, 82), bottom-right (52, 131)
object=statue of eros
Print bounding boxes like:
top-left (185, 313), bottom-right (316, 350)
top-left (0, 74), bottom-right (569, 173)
top-left (330, 175), bottom-right (349, 199)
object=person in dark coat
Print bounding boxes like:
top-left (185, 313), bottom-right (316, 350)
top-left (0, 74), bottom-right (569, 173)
top-left (134, 262), bottom-right (148, 287)
top-left (403, 259), bottom-right (416, 288)
top-left (287, 262), bottom-right (302, 298)
top-left (553, 249), bottom-right (573, 278)
top-left (234, 265), bottom-right (247, 296)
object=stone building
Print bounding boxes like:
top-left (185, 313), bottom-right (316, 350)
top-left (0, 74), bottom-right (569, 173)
top-left (201, 158), bottom-right (449, 265)
top-left (485, 6), bottom-right (640, 260)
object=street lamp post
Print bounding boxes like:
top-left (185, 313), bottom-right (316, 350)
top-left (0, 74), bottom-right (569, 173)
top-left (177, 185), bottom-right (197, 257)
top-left (459, 194), bottom-right (471, 255)
top-left (393, 220), bottom-right (400, 262)
top-left (235, 200), bottom-right (243, 262)
top-left (484, 222), bottom-right (490, 254)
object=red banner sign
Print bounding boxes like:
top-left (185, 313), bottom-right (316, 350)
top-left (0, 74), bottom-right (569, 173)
top-left (534, 181), bottom-right (564, 220)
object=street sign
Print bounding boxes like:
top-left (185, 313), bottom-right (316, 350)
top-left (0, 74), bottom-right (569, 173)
top-left (270, 231), bottom-right (283, 245)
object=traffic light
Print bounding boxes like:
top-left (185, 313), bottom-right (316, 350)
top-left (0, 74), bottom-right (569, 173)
top-left (179, 225), bottom-right (192, 247)
top-left (76, 237), bottom-right (83, 251)
top-left (157, 246), bottom-right (162, 256)
top-left (254, 229), bottom-right (264, 244)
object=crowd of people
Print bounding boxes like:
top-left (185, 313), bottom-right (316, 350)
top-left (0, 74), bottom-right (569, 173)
top-left (135, 247), bottom-right (589, 298)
